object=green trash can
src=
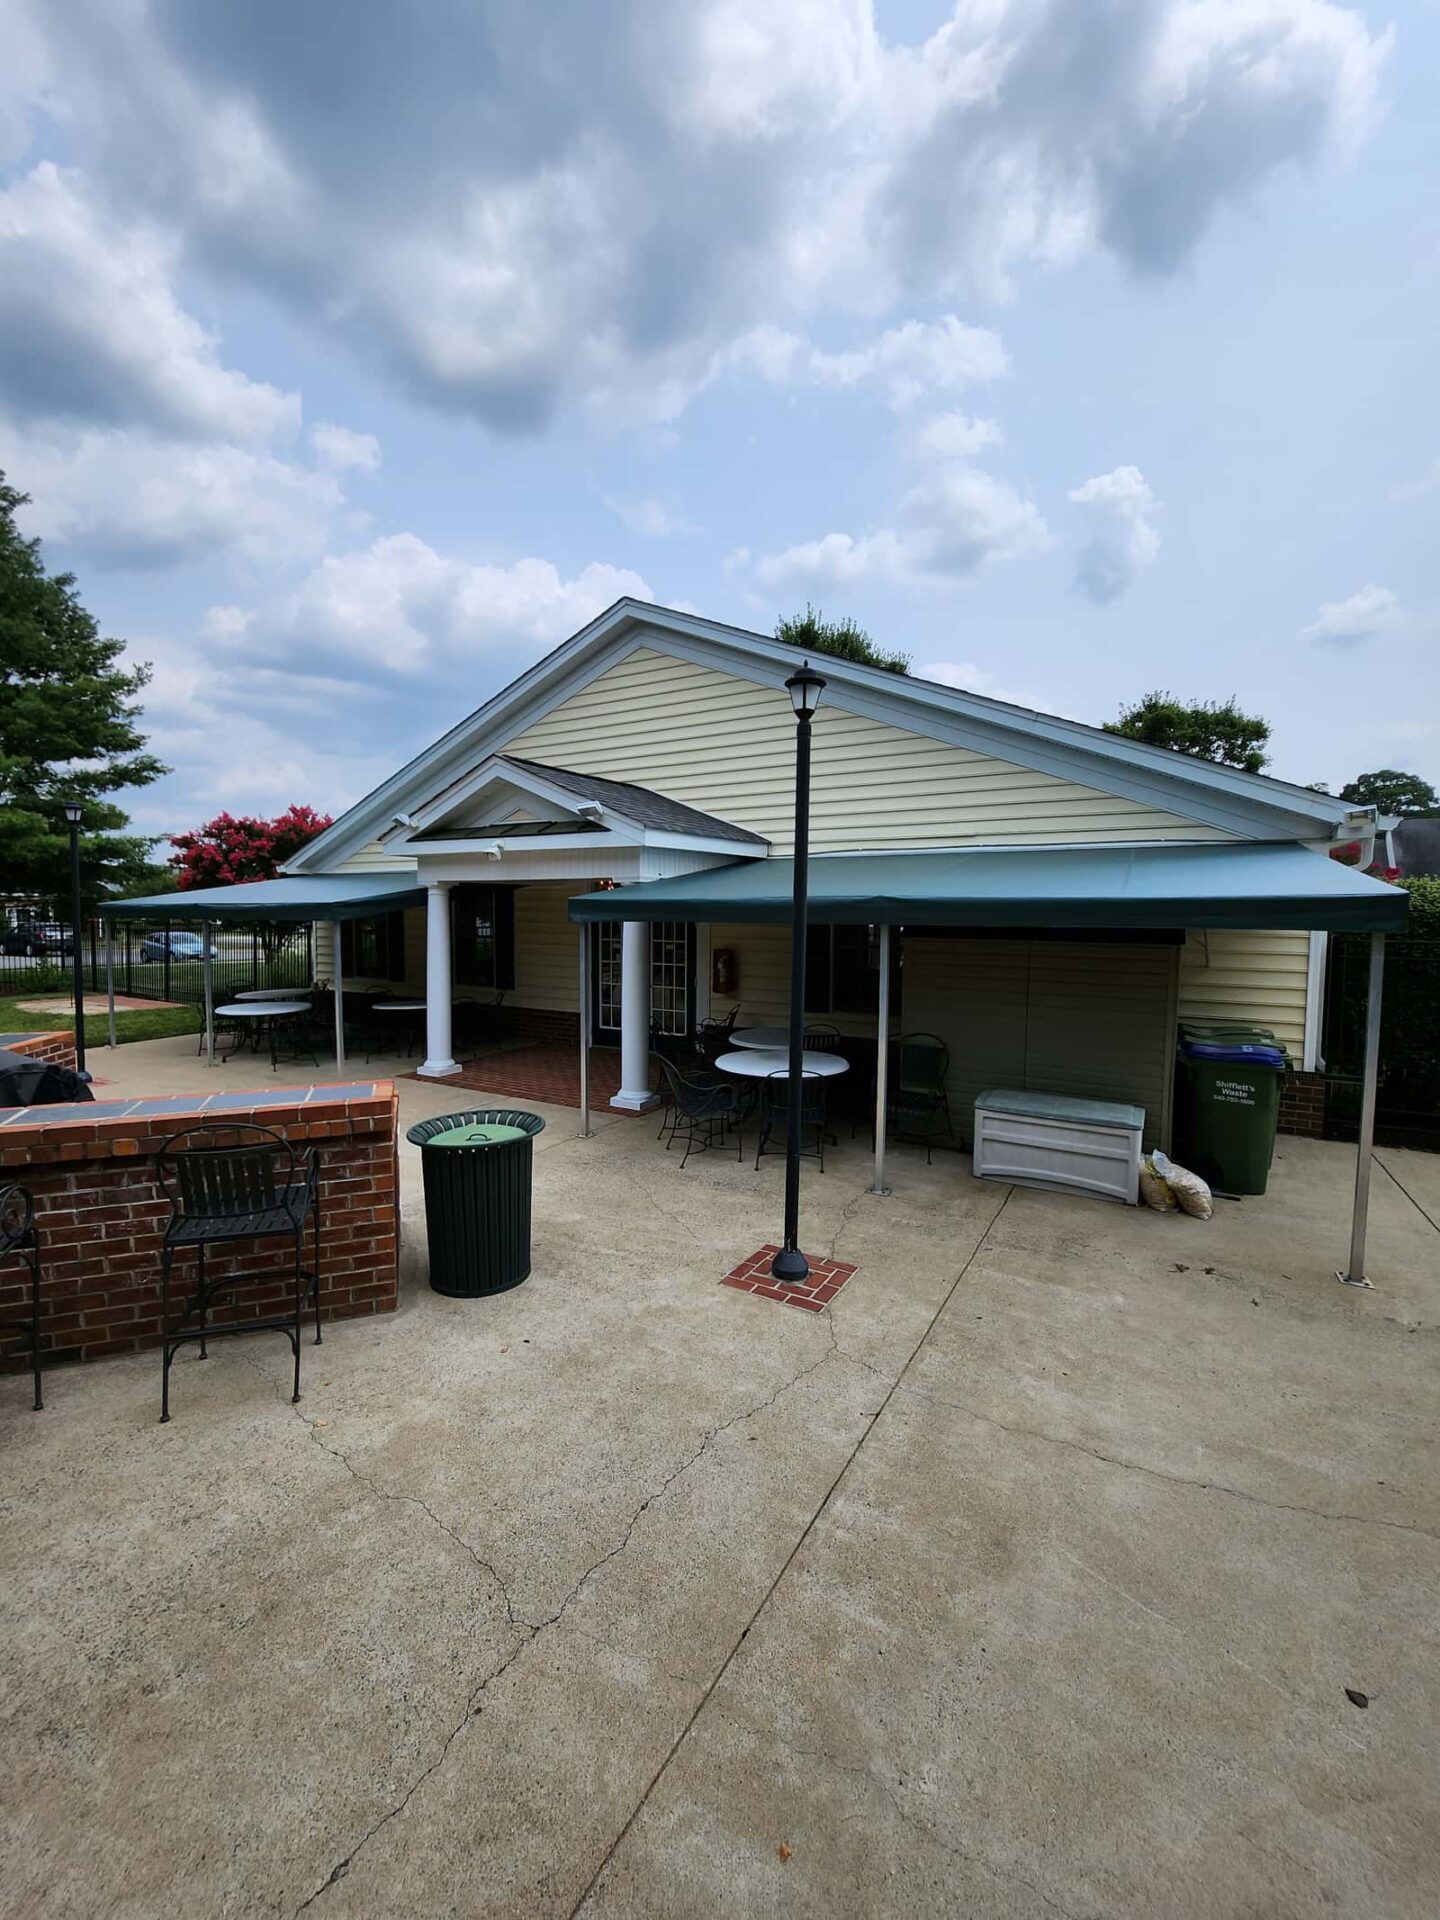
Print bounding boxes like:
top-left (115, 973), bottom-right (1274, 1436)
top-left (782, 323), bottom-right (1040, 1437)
top-left (1174, 1033), bottom-right (1287, 1196)
top-left (407, 1109), bottom-right (546, 1297)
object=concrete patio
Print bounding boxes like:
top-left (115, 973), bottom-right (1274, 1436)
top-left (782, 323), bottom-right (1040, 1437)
top-left (2, 1032), bottom-right (1437, 1919)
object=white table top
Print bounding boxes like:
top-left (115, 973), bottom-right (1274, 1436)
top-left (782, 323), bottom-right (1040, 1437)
top-left (373, 998), bottom-right (427, 1012)
top-left (731, 1025), bottom-right (791, 1049)
top-left (216, 1000), bottom-right (311, 1018)
top-left (716, 1048), bottom-right (848, 1080)
top-left (235, 986), bottom-right (313, 1001)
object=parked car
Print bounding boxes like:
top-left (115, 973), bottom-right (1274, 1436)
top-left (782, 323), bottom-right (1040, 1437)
top-left (139, 930), bottom-right (206, 962)
top-left (3, 922), bottom-right (75, 957)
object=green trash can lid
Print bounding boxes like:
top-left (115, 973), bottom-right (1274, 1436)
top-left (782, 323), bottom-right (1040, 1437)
top-left (424, 1122), bottom-right (529, 1147)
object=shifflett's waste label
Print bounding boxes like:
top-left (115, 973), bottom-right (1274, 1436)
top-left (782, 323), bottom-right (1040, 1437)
top-left (1212, 1079), bottom-right (1257, 1106)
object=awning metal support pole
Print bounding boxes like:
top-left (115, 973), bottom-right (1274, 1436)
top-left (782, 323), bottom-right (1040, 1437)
top-left (202, 921), bottom-right (216, 1067)
top-left (105, 923), bottom-right (117, 1049)
top-left (1338, 930), bottom-right (1385, 1287)
top-left (577, 922), bottom-right (593, 1138)
top-left (330, 921), bottom-right (346, 1070)
top-left (871, 924), bottom-right (892, 1196)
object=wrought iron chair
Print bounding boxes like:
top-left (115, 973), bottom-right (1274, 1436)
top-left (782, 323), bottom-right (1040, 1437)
top-left (1, 1186), bottom-right (43, 1411)
top-left (755, 1069), bottom-right (827, 1173)
top-left (453, 990), bottom-right (507, 1056)
top-left (155, 1124), bottom-right (322, 1423)
top-left (657, 1057), bottom-right (742, 1168)
top-left (886, 1031), bottom-right (954, 1164)
top-left (696, 1006), bottom-right (740, 1062)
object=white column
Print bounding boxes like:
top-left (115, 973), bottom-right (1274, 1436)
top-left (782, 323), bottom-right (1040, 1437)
top-left (330, 920), bottom-right (346, 1071)
top-left (418, 882), bottom-right (460, 1078)
top-left (610, 918), bottom-right (655, 1111)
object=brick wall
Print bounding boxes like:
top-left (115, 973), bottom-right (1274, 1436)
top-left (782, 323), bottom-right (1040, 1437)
top-left (1278, 1070), bottom-right (1326, 1138)
top-left (1, 1029), bottom-right (77, 1071)
top-left (0, 1084), bottom-right (398, 1371)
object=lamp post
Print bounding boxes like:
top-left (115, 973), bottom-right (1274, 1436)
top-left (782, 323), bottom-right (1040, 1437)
top-left (61, 801), bottom-right (86, 1073)
top-left (772, 660), bottom-right (826, 1284)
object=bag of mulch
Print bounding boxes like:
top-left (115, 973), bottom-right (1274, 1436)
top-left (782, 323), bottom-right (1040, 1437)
top-left (1148, 1149), bottom-right (1214, 1221)
top-left (1139, 1154), bottom-right (1177, 1212)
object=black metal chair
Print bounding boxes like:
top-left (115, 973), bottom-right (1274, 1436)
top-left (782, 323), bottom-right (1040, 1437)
top-left (453, 991), bottom-right (507, 1056)
top-left (886, 1032), bottom-right (954, 1164)
top-left (1, 1186), bottom-right (43, 1411)
top-left (657, 1057), bottom-right (742, 1168)
top-left (696, 1006), bottom-right (740, 1062)
top-left (155, 1124), bottom-right (322, 1423)
top-left (755, 1069), bottom-right (826, 1173)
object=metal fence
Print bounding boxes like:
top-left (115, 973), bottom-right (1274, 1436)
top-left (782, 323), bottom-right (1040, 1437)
top-left (79, 920), bottom-right (315, 1007)
top-left (1322, 933), bottom-right (1440, 1150)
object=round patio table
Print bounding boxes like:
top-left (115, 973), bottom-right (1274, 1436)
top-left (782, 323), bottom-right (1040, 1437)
top-left (235, 986), bottom-right (314, 1002)
top-left (214, 1000), bottom-right (311, 1071)
top-left (715, 1048), bottom-right (848, 1080)
top-left (731, 1025), bottom-right (793, 1050)
top-left (371, 999), bottom-right (427, 1012)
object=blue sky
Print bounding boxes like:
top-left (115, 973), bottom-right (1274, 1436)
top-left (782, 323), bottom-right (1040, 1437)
top-left (1, 0), bottom-right (1434, 845)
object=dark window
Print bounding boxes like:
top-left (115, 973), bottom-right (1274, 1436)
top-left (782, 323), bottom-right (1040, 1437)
top-left (339, 909), bottom-right (406, 981)
top-left (452, 885), bottom-right (515, 989)
top-left (804, 925), bottom-right (900, 1015)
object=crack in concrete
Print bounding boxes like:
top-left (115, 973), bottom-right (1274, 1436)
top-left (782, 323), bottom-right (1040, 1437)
top-left (768, 1727), bottom-right (1093, 1919)
top-left (285, 1314), bottom-right (844, 1915)
top-left (896, 1381), bottom-right (1440, 1543)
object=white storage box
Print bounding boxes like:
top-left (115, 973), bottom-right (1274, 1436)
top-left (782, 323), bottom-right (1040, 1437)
top-left (972, 1088), bottom-right (1144, 1206)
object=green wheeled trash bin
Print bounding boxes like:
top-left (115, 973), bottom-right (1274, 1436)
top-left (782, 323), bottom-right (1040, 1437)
top-left (1174, 1034), bottom-right (1288, 1196)
top-left (407, 1109), bottom-right (546, 1296)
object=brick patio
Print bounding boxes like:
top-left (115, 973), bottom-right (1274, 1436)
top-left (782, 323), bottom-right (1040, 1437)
top-left (409, 1043), bottom-right (632, 1112)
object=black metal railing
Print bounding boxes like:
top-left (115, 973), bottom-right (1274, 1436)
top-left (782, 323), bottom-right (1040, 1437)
top-left (82, 920), bottom-right (314, 1006)
top-left (1322, 932), bottom-right (1440, 1150)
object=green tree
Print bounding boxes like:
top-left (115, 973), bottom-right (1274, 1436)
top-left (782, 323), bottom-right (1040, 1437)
top-left (1104, 690), bottom-right (1270, 774)
top-left (0, 474), bottom-right (167, 908)
top-left (776, 605), bottom-right (911, 675)
top-left (1338, 769), bottom-right (1439, 817)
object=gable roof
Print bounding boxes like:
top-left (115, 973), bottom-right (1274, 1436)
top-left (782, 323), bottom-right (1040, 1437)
top-left (290, 600), bottom-right (1361, 871)
top-left (500, 757), bottom-right (767, 845)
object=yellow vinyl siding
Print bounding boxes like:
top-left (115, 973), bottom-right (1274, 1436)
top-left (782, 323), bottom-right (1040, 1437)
top-left (333, 841), bottom-right (417, 874)
top-left (512, 883), bottom-right (580, 1014)
top-left (315, 906), bottom-right (426, 992)
top-left (904, 937), bottom-right (1180, 1150)
top-left (1177, 929), bottom-right (1310, 1060)
top-left (507, 647), bottom-right (1231, 853)
top-left (707, 922), bottom-right (880, 1040)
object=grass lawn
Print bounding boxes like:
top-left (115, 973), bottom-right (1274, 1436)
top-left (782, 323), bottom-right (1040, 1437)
top-left (0, 990), bottom-right (200, 1046)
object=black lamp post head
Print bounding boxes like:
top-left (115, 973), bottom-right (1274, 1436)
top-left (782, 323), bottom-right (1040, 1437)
top-left (61, 801), bottom-right (82, 827)
top-left (785, 660), bottom-right (826, 718)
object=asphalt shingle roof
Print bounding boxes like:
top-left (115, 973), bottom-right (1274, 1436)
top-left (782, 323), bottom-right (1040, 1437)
top-left (499, 756), bottom-right (768, 845)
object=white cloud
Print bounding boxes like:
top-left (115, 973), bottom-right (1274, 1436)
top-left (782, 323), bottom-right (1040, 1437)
top-left (2, 424), bottom-right (348, 569)
top-left (724, 315), bottom-right (1008, 408)
top-left (752, 402), bottom-right (1049, 591)
top-left (1301, 583), bottom-right (1407, 647)
top-left (311, 422), bottom-right (381, 472)
top-left (913, 410), bottom-right (1003, 460)
top-left (5, 430), bottom-right (337, 569)
top-left (227, 534), bottom-right (653, 676)
top-left (1068, 465), bottom-right (1162, 602)
top-left (912, 660), bottom-right (1059, 713)
top-left (603, 495), bottom-right (688, 538)
top-left (0, 163), bottom-right (296, 442)
top-left (0, 1), bottom-right (1389, 431)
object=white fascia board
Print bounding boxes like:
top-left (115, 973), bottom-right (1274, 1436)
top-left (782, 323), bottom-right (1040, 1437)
top-left (292, 599), bottom-right (1350, 869)
top-left (637, 829), bottom-right (771, 856)
top-left (400, 829), bottom-right (640, 857)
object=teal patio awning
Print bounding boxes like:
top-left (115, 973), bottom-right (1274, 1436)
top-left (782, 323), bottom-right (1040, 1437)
top-left (567, 842), bottom-right (1407, 933)
top-left (99, 872), bottom-right (425, 924)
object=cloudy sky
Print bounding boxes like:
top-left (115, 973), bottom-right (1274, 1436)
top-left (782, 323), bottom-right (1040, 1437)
top-left (2, 0), bottom-right (1435, 843)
